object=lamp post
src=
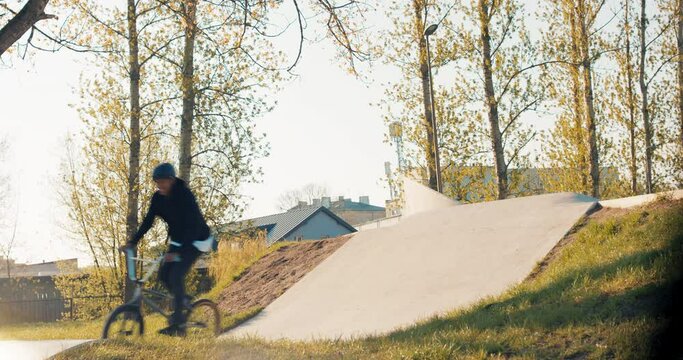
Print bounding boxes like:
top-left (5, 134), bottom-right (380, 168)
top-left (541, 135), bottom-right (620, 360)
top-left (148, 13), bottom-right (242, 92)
top-left (424, 23), bottom-right (443, 193)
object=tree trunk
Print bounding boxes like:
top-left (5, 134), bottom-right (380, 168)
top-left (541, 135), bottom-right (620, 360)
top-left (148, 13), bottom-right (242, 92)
top-left (568, 7), bottom-right (588, 192)
top-left (178, 0), bottom-right (198, 182)
top-left (578, 1), bottom-right (600, 198)
top-left (413, 0), bottom-right (438, 190)
top-left (124, 0), bottom-right (141, 303)
top-left (639, 0), bottom-right (653, 194)
top-left (479, 0), bottom-right (508, 200)
top-left (678, 0), bottom-right (683, 149)
top-left (625, 0), bottom-right (638, 195)
top-left (0, 0), bottom-right (54, 56)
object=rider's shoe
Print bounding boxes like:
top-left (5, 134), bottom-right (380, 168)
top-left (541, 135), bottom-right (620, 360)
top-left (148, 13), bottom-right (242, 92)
top-left (158, 324), bottom-right (186, 337)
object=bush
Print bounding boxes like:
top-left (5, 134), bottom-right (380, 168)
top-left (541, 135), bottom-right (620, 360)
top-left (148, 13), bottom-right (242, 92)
top-left (53, 268), bottom-right (121, 320)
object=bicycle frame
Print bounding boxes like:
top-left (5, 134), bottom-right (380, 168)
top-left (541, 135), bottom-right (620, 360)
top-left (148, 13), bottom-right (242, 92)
top-left (123, 248), bottom-right (174, 321)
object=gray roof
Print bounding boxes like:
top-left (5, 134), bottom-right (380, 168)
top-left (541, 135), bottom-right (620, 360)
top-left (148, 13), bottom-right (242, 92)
top-left (329, 200), bottom-right (385, 212)
top-left (237, 206), bottom-right (356, 244)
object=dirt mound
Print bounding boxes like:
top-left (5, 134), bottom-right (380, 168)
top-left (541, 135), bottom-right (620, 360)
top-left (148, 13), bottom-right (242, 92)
top-left (216, 235), bottom-right (352, 315)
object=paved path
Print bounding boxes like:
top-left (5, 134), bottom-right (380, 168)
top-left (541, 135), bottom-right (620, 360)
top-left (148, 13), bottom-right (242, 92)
top-left (0, 339), bottom-right (91, 360)
top-left (226, 192), bottom-right (597, 340)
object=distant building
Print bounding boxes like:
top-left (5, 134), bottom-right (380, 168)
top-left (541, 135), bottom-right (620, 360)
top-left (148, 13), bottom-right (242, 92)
top-left (232, 206), bottom-right (357, 245)
top-left (288, 195), bottom-right (386, 226)
top-left (0, 258), bottom-right (79, 279)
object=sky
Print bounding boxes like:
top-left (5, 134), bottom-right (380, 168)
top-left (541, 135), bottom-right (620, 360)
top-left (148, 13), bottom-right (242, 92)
top-left (0, 2), bottom-right (398, 265)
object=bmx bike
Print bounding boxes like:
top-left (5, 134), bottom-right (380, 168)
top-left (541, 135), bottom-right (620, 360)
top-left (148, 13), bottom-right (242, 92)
top-left (102, 248), bottom-right (220, 339)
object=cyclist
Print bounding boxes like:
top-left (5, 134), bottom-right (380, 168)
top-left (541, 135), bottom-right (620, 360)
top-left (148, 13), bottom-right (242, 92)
top-left (123, 162), bottom-right (211, 336)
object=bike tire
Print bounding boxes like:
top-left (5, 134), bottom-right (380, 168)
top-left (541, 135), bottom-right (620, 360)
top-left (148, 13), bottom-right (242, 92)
top-left (186, 299), bottom-right (221, 337)
top-left (102, 304), bottom-right (144, 339)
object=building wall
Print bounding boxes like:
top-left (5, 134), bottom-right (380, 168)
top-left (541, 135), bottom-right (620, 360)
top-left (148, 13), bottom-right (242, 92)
top-left (333, 210), bottom-right (386, 226)
top-left (0, 259), bottom-right (78, 278)
top-left (283, 212), bottom-right (354, 241)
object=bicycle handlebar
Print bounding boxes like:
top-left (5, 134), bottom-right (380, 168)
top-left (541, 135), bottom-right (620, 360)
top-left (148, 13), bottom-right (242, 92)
top-left (122, 247), bottom-right (163, 283)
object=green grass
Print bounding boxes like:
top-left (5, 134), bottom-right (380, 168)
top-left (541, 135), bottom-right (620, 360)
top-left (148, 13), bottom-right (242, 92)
top-left (0, 307), bottom-right (263, 341)
top-left (0, 319), bottom-right (102, 340)
top-left (7, 200), bottom-right (683, 359)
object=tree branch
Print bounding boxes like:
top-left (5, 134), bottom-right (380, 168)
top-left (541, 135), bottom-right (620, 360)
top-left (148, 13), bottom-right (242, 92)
top-left (0, 0), bottom-right (57, 56)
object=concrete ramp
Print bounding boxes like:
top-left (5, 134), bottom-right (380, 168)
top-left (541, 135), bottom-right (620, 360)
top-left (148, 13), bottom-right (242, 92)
top-left (401, 175), bottom-right (459, 217)
top-left (599, 189), bottom-right (683, 208)
top-left (227, 192), bottom-right (597, 340)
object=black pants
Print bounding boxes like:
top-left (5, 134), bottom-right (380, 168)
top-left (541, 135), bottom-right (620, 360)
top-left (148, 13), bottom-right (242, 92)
top-left (158, 247), bottom-right (200, 326)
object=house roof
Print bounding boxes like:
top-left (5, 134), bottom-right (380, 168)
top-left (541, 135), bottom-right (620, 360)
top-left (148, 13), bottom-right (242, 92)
top-left (329, 199), bottom-right (385, 212)
top-left (237, 206), bottom-right (356, 244)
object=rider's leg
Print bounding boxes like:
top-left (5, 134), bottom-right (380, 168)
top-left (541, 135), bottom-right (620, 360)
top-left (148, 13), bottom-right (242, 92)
top-left (158, 260), bottom-right (172, 292)
top-left (167, 248), bottom-right (201, 327)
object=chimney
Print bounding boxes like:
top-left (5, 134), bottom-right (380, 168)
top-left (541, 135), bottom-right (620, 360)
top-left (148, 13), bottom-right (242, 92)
top-left (297, 201), bottom-right (307, 208)
top-left (337, 196), bottom-right (345, 202)
top-left (359, 196), bottom-right (369, 204)
top-left (313, 198), bottom-right (321, 207)
top-left (321, 197), bottom-right (331, 207)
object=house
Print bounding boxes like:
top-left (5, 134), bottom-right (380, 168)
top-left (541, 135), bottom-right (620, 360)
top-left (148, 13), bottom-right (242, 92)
top-left (288, 195), bottom-right (386, 226)
top-left (234, 206), bottom-right (357, 245)
top-left (0, 258), bottom-right (79, 279)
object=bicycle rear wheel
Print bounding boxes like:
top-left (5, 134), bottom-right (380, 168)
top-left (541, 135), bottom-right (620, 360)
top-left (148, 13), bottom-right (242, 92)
top-left (102, 304), bottom-right (144, 339)
top-left (185, 299), bottom-right (220, 337)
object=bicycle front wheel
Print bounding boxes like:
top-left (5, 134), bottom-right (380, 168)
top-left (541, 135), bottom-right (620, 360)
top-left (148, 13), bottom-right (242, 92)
top-left (186, 299), bottom-right (221, 337)
top-left (102, 304), bottom-right (144, 339)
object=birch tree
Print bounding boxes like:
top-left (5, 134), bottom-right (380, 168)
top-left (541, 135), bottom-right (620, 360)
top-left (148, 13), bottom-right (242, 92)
top-left (440, 0), bottom-right (542, 200)
top-left (159, 0), bottom-right (371, 187)
top-left (540, 0), bottom-right (612, 198)
top-left (637, 0), bottom-right (681, 192)
top-left (375, 1), bottom-right (462, 193)
top-left (606, 0), bottom-right (641, 195)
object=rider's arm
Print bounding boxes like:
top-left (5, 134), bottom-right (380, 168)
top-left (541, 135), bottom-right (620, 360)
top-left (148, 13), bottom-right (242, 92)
top-left (129, 193), bottom-right (158, 247)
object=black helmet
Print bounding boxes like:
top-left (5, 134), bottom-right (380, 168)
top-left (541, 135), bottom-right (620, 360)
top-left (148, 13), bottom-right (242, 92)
top-left (152, 163), bottom-right (176, 180)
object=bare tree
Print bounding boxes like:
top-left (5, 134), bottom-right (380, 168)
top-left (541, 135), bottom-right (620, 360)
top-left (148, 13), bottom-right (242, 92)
top-left (276, 183), bottom-right (329, 211)
top-left (0, 208), bottom-right (19, 279)
top-left (0, 139), bottom-right (18, 278)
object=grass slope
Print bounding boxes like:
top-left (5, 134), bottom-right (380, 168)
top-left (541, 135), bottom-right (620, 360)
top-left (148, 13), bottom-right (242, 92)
top-left (10, 199), bottom-right (683, 359)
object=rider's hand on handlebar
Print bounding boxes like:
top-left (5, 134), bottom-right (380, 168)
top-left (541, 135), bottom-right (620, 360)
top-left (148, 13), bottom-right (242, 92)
top-left (164, 252), bottom-right (181, 262)
top-left (119, 243), bottom-right (135, 253)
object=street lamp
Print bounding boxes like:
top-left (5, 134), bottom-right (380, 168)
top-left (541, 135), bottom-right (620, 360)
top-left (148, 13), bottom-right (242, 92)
top-left (424, 23), bottom-right (443, 193)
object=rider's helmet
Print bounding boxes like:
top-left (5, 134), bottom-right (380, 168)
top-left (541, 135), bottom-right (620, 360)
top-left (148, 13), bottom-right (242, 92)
top-left (152, 163), bottom-right (176, 180)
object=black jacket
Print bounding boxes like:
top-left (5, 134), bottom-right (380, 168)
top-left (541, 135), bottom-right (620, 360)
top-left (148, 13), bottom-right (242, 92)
top-left (130, 178), bottom-right (210, 253)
